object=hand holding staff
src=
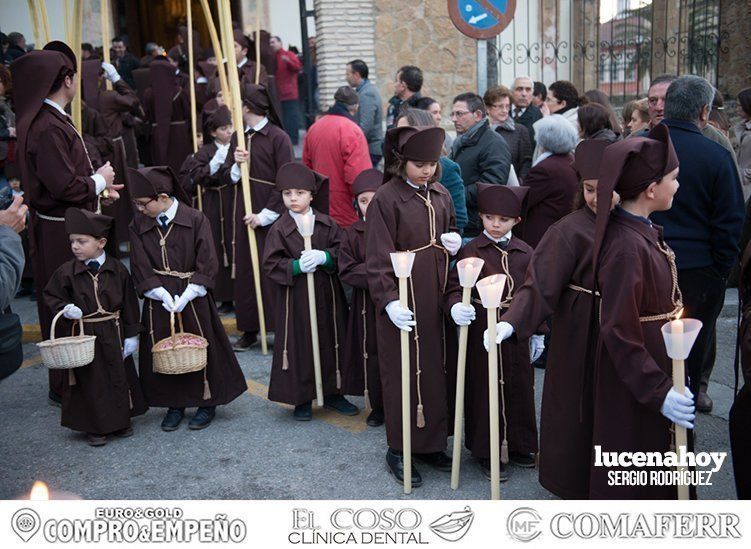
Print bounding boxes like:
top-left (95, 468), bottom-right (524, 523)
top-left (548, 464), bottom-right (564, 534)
top-left (451, 258), bottom-right (484, 490)
top-left (390, 251), bottom-right (416, 494)
top-left (661, 314), bottom-right (702, 500)
top-left (295, 212), bottom-right (324, 406)
top-left (476, 274), bottom-right (507, 500)
top-left (217, 0), bottom-right (269, 355)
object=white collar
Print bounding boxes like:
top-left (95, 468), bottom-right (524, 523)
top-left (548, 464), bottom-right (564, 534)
top-left (245, 117), bottom-right (269, 133)
top-left (288, 207), bottom-right (313, 220)
top-left (85, 251), bottom-right (106, 266)
top-left (533, 151), bottom-right (554, 167)
top-left (43, 98), bottom-right (68, 117)
top-left (238, 57), bottom-right (248, 69)
top-left (405, 179), bottom-right (427, 190)
top-left (483, 229), bottom-right (512, 245)
top-left (159, 197), bottom-right (179, 224)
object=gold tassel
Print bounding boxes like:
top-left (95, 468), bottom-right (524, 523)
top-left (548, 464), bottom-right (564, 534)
top-left (336, 369), bottom-right (341, 390)
top-left (364, 389), bottom-right (371, 411)
top-left (68, 369), bottom-right (76, 386)
top-left (501, 439), bottom-right (509, 464)
top-left (231, 262), bottom-right (236, 280)
top-left (202, 369), bottom-right (212, 400)
top-left (416, 404), bottom-right (426, 428)
top-left (223, 250), bottom-right (229, 268)
top-left (282, 349), bottom-right (289, 370)
top-left (128, 390), bottom-right (133, 410)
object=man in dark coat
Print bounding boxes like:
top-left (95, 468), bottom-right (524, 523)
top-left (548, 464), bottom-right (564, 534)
top-left (511, 76), bottom-right (544, 148)
top-left (449, 92), bottom-right (511, 239)
top-left (651, 76), bottom-right (744, 411)
top-left (13, 42), bottom-right (122, 404)
top-left (111, 37), bottom-right (141, 90)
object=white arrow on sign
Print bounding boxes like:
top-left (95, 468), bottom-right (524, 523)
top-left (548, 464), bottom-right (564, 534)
top-left (468, 13), bottom-right (488, 24)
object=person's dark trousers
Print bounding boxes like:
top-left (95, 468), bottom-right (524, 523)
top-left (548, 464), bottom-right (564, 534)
top-left (678, 267), bottom-right (727, 397)
top-left (281, 100), bottom-right (301, 146)
top-left (370, 154), bottom-right (382, 168)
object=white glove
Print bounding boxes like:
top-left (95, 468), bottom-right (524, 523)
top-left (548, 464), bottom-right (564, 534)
top-left (209, 143), bottom-right (230, 175)
top-left (450, 302), bottom-right (475, 326)
top-left (440, 232), bottom-right (462, 255)
top-left (385, 300), bottom-right (416, 332)
top-left (62, 303), bottom-right (83, 320)
top-left (529, 334), bottom-right (545, 363)
top-left (483, 321), bottom-right (514, 351)
top-left (660, 387), bottom-right (696, 429)
top-left (173, 283), bottom-right (207, 313)
top-left (122, 336), bottom-right (138, 359)
top-left (101, 61), bottom-right (121, 83)
top-left (145, 286), bottom-right (176, 312)
top-left (300, 249), bottom-right (327, 272)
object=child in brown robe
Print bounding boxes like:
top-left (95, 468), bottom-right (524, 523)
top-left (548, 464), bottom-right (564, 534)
top-left (127, 166), bottom-right (247, 432)
top-left (365, 126), bottom-right (461, 488)
top-left (339, 168), bottom-right (384, 427)
top-left (178, 106), bottom-right (235, 313)
top-left (44, 208), bottom-right (147, 446)
top-left (262, 162), bottom-right (357, 420)
top-left (494, 139), bottom-right (611, 498)
top-left (590, 124), bottom-right (694, 499)
top-left (446, 183), bottom-right (540, 482)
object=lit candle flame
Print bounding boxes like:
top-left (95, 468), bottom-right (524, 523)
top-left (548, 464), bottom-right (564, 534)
top-left (29, 481), bottom-right (50, 501)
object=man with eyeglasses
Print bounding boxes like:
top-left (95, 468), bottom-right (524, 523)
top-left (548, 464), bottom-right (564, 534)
top-left (449, 92), bottom-right (511, 239)
top-left (510, 76), bottom-right (543, 147)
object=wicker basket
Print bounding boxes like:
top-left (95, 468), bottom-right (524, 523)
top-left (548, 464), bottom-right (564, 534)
top-left (153, 311), bottom-right (208, 374)
top-left (37, 310), bottom-right (96, 369)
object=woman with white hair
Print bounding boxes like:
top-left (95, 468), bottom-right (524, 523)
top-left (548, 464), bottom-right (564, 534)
top-left (514, 115), bottom-right (580, 248)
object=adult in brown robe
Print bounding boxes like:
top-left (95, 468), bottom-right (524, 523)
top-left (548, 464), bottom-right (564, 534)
top-left (13, 42), bottom-right (120, 401)
top-left (218, 83), bottom-right (293, 350)
top-left (501, 139), bottom-right (609, 498)
top-left (43, 209), bottom-right (147, 441)
top-left (366, 126), bottom-right (460, 486)
top-left (143, 58), bottom-right (192, 174)
top-left (127, 166), bottom-right (247, 429)
top-left (339, 169), bottom-right (384, 425)
top-left (591, 124), bottom-right (693, 499)
top-left (446, 184), bottom-right (539, 480)
top-left (178, 106), bottom-right (234, 304)
top-left (262, 163), bottom-right (355, 416)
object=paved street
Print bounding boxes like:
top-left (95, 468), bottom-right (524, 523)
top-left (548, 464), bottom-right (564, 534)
top-left (0, 290), bottom-right (740, 500)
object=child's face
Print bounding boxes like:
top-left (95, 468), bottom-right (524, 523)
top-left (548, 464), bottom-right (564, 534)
top-left (69, 234), bottom-right (106, 261)
top-left (133, 194), bottom-right (173, 218)
top-left (583, 179), bottom-right (620, 214)
top-left (211, 124), bottom-right (233, 145)
top-left (404, 160), bottom-right (437, 185)
top-left (356, 191), bottom-right (375, 218)
top-left (649, 167), bottom-right (680, 211)
top-left (480, 213), bottom-right (520, 240)
top-left (282, 189), bottom-right (313, 213)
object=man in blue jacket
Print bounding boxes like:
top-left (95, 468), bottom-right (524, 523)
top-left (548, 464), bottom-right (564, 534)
top-left (651, 75), bottom-right (745, 412)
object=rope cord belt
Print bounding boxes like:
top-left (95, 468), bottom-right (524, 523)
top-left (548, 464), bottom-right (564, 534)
top-left (400, 189), bottom-right (450, 429)
top-left (639, 240), bottom-right (683, 323)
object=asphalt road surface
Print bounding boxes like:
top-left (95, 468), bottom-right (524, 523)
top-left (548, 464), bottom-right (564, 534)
top-left (0, 290), bottom-right (740, 500)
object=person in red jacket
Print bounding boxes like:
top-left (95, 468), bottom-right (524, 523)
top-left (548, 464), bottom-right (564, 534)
top-left (270, 35), bottom-right (303, 145)
top-left (302, 87), bottom-right (372, 228)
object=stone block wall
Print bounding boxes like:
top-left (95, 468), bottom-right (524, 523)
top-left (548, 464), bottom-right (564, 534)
top-left (373, 0), bottom-right (477, 122)
top-left (314, 0), bottom-right (377, 109)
